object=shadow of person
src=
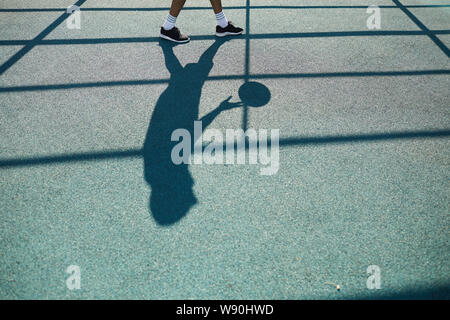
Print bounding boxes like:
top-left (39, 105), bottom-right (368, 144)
top-left (143, 39), bottom-right (242, 226)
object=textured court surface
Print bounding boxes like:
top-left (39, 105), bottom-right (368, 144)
top-left (0, 0), bottom-right (449, 299)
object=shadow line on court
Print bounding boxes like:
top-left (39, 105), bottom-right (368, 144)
top-left (1, 69), bottom-right (449, 93)
top-left (2, 30), bottom-right (450, 46)
top-left (393, 0), bottom-right (450, 57)
top-left (1, 4), bottom-right (450, 12)
top-left (0, 0), bottom-right (88, 76)
top-left (1, 129), bottom-right (449, 169)
top-left (1, 0), bottom-right (449, 74)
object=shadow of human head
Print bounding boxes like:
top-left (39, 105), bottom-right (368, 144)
top-left (143, 38), bottom-right (233, 226)
top-left (148, 166), bottom-right (197, 226)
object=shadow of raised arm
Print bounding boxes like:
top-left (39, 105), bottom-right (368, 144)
top-left (159, 41), bottom-right (183, 75)
top-left (199, 96), bottom-right (243, 128)
top-left (196, 37), bottom-right (232, 78)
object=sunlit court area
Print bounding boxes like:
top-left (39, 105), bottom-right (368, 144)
top-left (0, 0), bottom-right (449, 299)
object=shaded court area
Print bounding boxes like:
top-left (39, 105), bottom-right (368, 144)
top-left (0, 0), bottom-right (449, 299)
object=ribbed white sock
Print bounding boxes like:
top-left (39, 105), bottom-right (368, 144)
top-left (215, 11), bottom-right (228, 28)
top-left (162, 14), bottom-right (177, 30)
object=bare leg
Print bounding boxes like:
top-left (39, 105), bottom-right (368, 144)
top-left (169, 0), bottom-right (187, 17)
top-left (161, 0), bottom-right (190, 42)
top-left (209, 0), bottom-right (223, 14)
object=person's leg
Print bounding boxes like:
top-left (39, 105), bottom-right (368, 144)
top-left (210, 0), bottom-right (243, 37)
top-left (163, 0), bottom-right (186, 30)
top-left (209, 0), bottom-right (223, 14)
top-left (209, 0), bottom-right (228, 28)
top-left (160, 0), bottom-right (190, 43)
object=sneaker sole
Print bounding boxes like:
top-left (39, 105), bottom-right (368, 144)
top-left (159, 34), bottom-right (190, 43)
top-left (215, 31), bottom-right (243, 37)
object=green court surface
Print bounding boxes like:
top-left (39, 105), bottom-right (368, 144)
top-left (0, 0), bottom-right (449, 299)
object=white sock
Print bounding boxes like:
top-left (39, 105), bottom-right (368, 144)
top-left (215, 11), bottom-right (228, 28)
top-left (162, 14), bottom-right (177, 30)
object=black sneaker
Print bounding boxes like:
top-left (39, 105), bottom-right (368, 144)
top-left (160, 26), bottom-right (190, 43)
top-left (216, 22), bottom-right (243, 37)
